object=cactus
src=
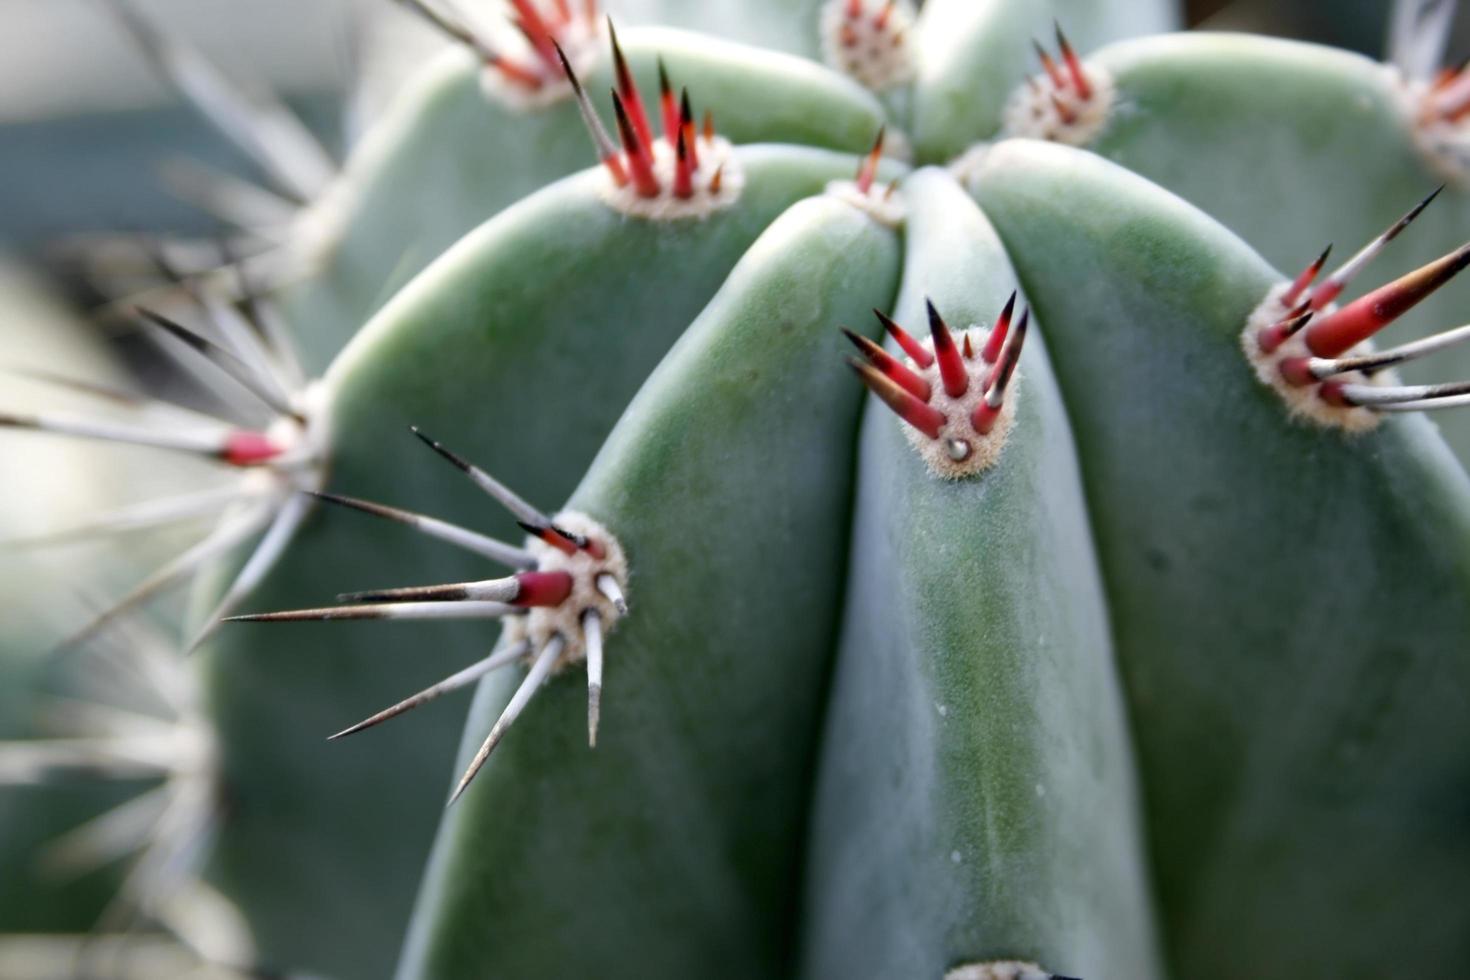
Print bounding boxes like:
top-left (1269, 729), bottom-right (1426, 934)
top-left (6, 2), bottom-right (1470, 979)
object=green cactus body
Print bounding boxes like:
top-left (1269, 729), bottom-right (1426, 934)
top-left (394, 192), bottom-right (900, 978)
top-left (911, 0), bottom-right (1177, 159)
top-left (1002, 32), bottom-right (1470, 461)
top-left (201, 147), bottom-right (893, 976)
top-left (799, 169), bottom-right (1163, 980)
top-left (971, 138), bottom-right (1470, 978)
top-left (13, 3), bottom-right (1470, 979)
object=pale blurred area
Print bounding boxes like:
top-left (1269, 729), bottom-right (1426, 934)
top-left (0, 0), bottom-right (454, 123)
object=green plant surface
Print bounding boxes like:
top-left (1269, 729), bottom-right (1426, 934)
top-left (910, 0), bottom-right (1178, 161)
top-left (395, 191), bottom-right (900, 980)
top-left (971, 137), bottom-right (1470, 980)
top-left (280, 27), bottom-right (887, 372)
top-left (202, 146), bottom-right (895, 978)
top-left (1055, 32), bottom-right (1470, 460)
top-left (799, 168), bottom-right (1162, 980)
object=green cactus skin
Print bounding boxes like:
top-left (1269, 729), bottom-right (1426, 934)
top-left (910, 0), bottom-right (1177, 160)
top-left (393, 191), bottom-right (900, 980)
top-left (972, 138), bottom-right (1470, 979)
top-left (1016, 33), bottom-right (1470, 462)
top-left (799, 168), bottom-right (1163, 980)
top-left (201, 147), bottom-right (894, 977)
top-left (279, 28), bottom-right (887, 371)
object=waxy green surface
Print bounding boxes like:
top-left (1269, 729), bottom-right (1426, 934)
top-left (201, 147), bottom-right (887, 979)
top-left (973, 139), bottom-right (1470, 980)
top-left (281, 28), bottom-right (886, 372)
top-left (395, 195), bottom-right (900, 979)
top-left (800, 169), bottom-right (1162, 980)
top-left (1074, 32), bottom-right (1470, 461)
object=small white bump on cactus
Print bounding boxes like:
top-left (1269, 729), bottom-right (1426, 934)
top-left (820, 0), bottom-right (917, 92)
top-left (1002, 25), bottom-right (1114, 147)
top-left (846, 295), bottom-right (1027, 478)
top-left (1241, 187), bottom-right (1470, 429)
top-left (225, 428), bottom-right (629, 803)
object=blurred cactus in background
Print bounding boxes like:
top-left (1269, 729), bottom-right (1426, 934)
top-left (2, 2), bottom-right (1470, 980)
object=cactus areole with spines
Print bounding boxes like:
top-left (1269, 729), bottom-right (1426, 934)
top-left (12, 2), bottom-right (1470, 980)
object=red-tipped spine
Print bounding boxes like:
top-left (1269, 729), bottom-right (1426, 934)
top-left (1034, 40), bottom-right (1066, 89)
top-left (513, 570), bottom-right (574, 607)
top-left (657, 59), bottom-right (679, 147)
top-left (843, 329), bottom-right (931, 401)
top-left (856, 127), bottom-right (885, 194)
top-left (520, 522), bottom-right (579, 556)
top-left (1305, 241), bottom-right (1470, 358)
top-left (708, 164), bottom-right (724, 195)
top-left (1310, 186), bottom-right (1444, 309)
top-left (673, 129), bottom-right (694, 199)
top-left (1255, 306), bottom-right (1312, 355)
top-left (222, 431), bottom-right (282, 466)
top-left (612, 91), bottom-right (660, 197)
top-left (680, 88), bottom-right (700, 170)
top-left (1276, 357), bottom-right (1317, 387)
top-left (874, 1), bottom-right (896, 30)
top-left (554, 42), bottom-right (627, 186)
top-left (508, 0), bottom-right (561, 73)
top-left (1054, 23), bottom-right (1092, 99)
top-left (927, 301), bottom-right (968, 398)
top-left (1280, 244), bottom-right (1331, 308)
top-left (962, 334), bottom-right (974, 360)
top-left (981, 292), bottom-right (1017, 364)
top-left (850, 359), bottom-right (946, 439)
top-left (1050, 92), bottom-right (1077, 124)
top-left (875, 309), bottom-right (933, 368)
top-left (608, 21), bottom-right (654, 156)
top-left (973, 309), bottom-right (1028, 434)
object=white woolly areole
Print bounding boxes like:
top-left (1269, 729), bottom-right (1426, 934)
top-left (599, 136), bottom-right (744, 220)
top-left (1001, 62), bottom-right (1116, 146)
top-left (819, 0), bottom-right (917, 91)
top-left (260, 379), bottom-right (331, 496)
top-left (501, 510), bottom-right (628, 673)
top-left (1391, 67), bottom-right (1470, 186)
top-left (1241, 281), bottom-right (1394, 432)
top-left (478, 16), bottom-right (603, 112)
top-left (825, 179), bottom-right (907, 227)
top-left (904, 327), bottom-right (1019, 479)
top-left (945, 962), bottom-right (1057, 980)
